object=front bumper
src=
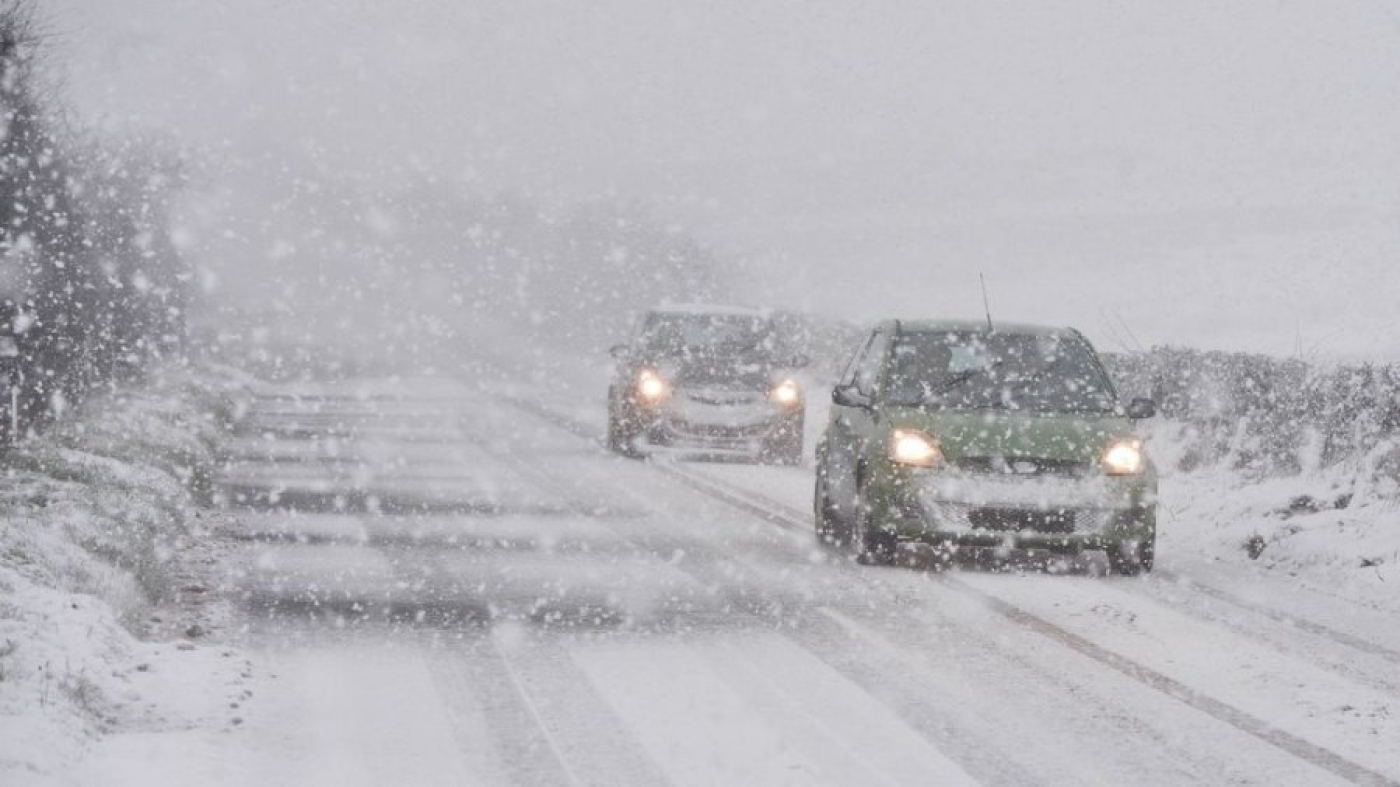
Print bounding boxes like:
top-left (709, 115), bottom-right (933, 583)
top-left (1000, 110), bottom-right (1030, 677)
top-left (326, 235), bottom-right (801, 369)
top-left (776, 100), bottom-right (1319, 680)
top-left (639, 389), bottom-right (801, 452)
top-left (884, 471), bottom-right (1155, 549)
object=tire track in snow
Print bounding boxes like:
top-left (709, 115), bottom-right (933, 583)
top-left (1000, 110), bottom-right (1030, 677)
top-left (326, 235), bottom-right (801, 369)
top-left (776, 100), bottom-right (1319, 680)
top-left (1108, 573), bottom-right (1400, 699)
top-left (489, 630), bottom-right (586, 787)
top-left (1150, 569), bottom-right (1400, 664)
top-left (939, 582), bottom-right (1397, 786)
top-left (419, 630), bottom-right (582, 786)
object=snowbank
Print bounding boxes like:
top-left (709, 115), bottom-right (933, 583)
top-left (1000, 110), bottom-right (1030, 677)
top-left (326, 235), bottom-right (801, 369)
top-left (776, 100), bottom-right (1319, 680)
top-left (1096, 346), bottom-right (1398, 597)
top-left (1151, 418), bottom-right (1398, 602)
top-left (0, 363), bottom-right (253, 785)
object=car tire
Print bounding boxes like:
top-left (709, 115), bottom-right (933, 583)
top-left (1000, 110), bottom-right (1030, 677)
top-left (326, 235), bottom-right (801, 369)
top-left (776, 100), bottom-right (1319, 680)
top-left (813, 468), bottom-right (849, 548)
top-left (853, 483), bottom-right (898, 566)
top-left (765, 435), bottom-right (804, 466)
top-left (1106, 535), bottom-right (1155, 576)
top-left (606, 404), bottom-right (640, 458)
top-left (761, 415), bottom-right (804, 466)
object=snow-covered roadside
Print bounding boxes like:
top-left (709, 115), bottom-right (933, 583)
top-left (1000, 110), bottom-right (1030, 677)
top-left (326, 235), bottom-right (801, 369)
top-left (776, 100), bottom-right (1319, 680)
top-left (0, 363), bottom-right (256, 786)
top-left (1150, 419), bottom-right (1398, 605)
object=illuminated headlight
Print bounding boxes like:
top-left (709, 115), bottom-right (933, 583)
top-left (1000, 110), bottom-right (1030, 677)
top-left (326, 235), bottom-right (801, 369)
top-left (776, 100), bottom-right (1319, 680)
top-left (770, 379), bottom-right (802, 406)
top-left (888, 429), bottom-right (943, 468)
top-left (636, 369), bottom-right (669, 401)
top-left (1102, 440), bottom-right (1145, 475)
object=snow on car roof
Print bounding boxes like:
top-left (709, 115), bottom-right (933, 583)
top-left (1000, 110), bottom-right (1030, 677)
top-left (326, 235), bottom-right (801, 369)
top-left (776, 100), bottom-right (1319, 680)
top-left (893, 319), bottom-right (1074, 337)
top-left (650, 303), bottom-right (773, 318)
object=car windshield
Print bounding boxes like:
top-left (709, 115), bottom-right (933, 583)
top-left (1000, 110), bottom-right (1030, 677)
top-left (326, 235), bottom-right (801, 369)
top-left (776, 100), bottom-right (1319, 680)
top-left (883, 330), bottom-right (1117, 413)
top-left (640, 313), bottom-right (782, 361)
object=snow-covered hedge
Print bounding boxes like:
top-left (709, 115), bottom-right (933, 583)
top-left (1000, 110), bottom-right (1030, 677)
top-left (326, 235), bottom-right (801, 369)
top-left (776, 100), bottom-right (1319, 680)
top-left (0, 363), bottom-right (247, 783)
top-left (1103, 348), bottom-right (1400, 477)
top-left (1099, 348), bottom-right (1398, 575)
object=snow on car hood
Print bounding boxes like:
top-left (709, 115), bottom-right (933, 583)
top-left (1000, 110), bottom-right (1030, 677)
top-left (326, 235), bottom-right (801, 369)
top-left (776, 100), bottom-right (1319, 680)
top-left (886, 406), bottom-right (1140, 464)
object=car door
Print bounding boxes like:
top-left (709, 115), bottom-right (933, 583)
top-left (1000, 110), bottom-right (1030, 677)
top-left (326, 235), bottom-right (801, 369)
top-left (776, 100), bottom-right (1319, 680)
top-left (824, 327), bottom-right (890, 504)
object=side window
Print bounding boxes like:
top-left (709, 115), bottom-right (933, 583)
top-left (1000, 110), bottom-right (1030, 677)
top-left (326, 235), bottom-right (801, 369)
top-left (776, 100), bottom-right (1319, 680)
top-left (948, 344), bottom-right (984, 373)
top-left (853, 330), bottom-right (890, 396)
top-left (838, 331), bottom-right (877, 389)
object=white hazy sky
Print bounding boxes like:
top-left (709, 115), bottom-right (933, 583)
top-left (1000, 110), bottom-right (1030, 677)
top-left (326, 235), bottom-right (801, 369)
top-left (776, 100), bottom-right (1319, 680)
top-left (48, 0), bottom-right (1400, 359)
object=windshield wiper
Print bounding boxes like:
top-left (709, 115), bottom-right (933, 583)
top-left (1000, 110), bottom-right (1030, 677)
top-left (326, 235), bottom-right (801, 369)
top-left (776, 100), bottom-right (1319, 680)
top-left (918, 361), bottom-right (1003, 404)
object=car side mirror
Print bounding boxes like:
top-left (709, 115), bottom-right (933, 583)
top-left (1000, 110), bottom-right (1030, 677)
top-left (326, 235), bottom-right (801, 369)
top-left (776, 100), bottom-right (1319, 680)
top-left (1125, 397), bottom-right (1156, 420)
top-left (831, 385), bottom-right (870, 409)
top-left (608, 344), bottom-right (630, 360)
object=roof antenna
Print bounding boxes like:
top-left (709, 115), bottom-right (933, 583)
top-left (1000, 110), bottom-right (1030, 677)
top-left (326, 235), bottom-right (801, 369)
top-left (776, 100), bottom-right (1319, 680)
top-left (979, 273), bottom-right (994, 331)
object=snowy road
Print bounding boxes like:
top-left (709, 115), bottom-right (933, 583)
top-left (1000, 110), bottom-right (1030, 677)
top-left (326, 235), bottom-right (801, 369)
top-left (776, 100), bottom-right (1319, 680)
top-left (89, 365), bottom-right (1400, 786)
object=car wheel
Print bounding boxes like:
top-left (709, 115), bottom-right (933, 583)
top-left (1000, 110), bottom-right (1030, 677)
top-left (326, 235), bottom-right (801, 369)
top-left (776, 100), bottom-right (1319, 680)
top-left (1106, 535), bottom-right (1155, 576)
top-left (813, 468), bottom-right (849, 547)
top-left (853, 481), bottom-right (898, 566)
top-left (761, 416), bottom-right (804, 466)
top-left (606, 404), bottom-right (640, 458)
top-left (765, 434), bottom-right (803, 466)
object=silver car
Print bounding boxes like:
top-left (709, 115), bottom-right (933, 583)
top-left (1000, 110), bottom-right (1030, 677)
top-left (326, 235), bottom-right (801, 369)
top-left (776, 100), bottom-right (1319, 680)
top-left (606, 305), bottom-right (808, 464)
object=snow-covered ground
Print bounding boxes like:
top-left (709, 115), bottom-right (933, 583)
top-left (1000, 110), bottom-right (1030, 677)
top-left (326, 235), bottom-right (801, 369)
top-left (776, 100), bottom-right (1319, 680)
top-left (0, 364), bottom-right (256, 786)
top-left (1150, 417), bottom-right (1398, 609)
top-left (3, 326), bottom-right (1399, 785)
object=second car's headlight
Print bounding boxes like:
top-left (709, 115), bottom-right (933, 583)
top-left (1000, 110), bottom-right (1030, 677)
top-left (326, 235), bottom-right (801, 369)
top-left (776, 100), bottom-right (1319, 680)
top-left (636, 369), bottom-right (669, 401)
top-left (1102, 440), bottom-right (1145, 475)
top-left (770, 379), bottom-right (801, 406)
top-left (889, 429), bottom-right (943, 468)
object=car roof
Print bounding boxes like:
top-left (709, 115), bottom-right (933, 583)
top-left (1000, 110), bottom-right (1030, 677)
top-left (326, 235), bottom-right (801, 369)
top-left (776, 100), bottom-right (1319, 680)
top-left (889, 319), bottom-right (1076, 337)
top-left (649, 303), bottom-right (773, 319)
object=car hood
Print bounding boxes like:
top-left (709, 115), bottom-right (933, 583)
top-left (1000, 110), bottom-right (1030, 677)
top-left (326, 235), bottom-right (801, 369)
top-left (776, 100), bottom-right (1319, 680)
top-left (885, 406), bottom-right (1138, 464)
top-left (653, 357), bottom-right (780, 389)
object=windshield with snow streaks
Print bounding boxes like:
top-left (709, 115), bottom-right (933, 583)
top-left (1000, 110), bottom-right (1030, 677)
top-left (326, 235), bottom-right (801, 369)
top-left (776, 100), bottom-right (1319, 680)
top-left (884, 331), bottom-right (1116, 413)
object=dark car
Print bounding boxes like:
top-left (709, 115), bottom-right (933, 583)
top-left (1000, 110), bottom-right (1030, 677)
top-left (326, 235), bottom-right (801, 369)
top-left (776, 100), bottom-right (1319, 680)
top-left (607, 305), bottom-right (808, 464)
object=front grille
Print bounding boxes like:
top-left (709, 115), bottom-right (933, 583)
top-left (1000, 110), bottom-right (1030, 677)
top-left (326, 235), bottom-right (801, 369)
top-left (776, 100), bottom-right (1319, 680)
top-left (968, 508), bottom-right (1075, 533)
top-left (927, 502), bottom-right (1112, 534)
top-left (669, 422), bottom-right (767, 439)
top-left (685, 392), bottom-right (763, 406)
top-left (951, 456), bottom-right (1092, 478)
top-left (678, 388), bottom-right (766, 407)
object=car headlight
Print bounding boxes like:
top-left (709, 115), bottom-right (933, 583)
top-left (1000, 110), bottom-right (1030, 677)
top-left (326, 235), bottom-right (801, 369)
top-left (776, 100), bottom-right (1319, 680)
top-left (1102, 440), bottom-right (1145, 475)
top-left (888, 429), bottom-right (943, 468)
top-left (636, 369), bottom-right (669, 401)
top-left (770, 379), bottom-right (802, 406)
